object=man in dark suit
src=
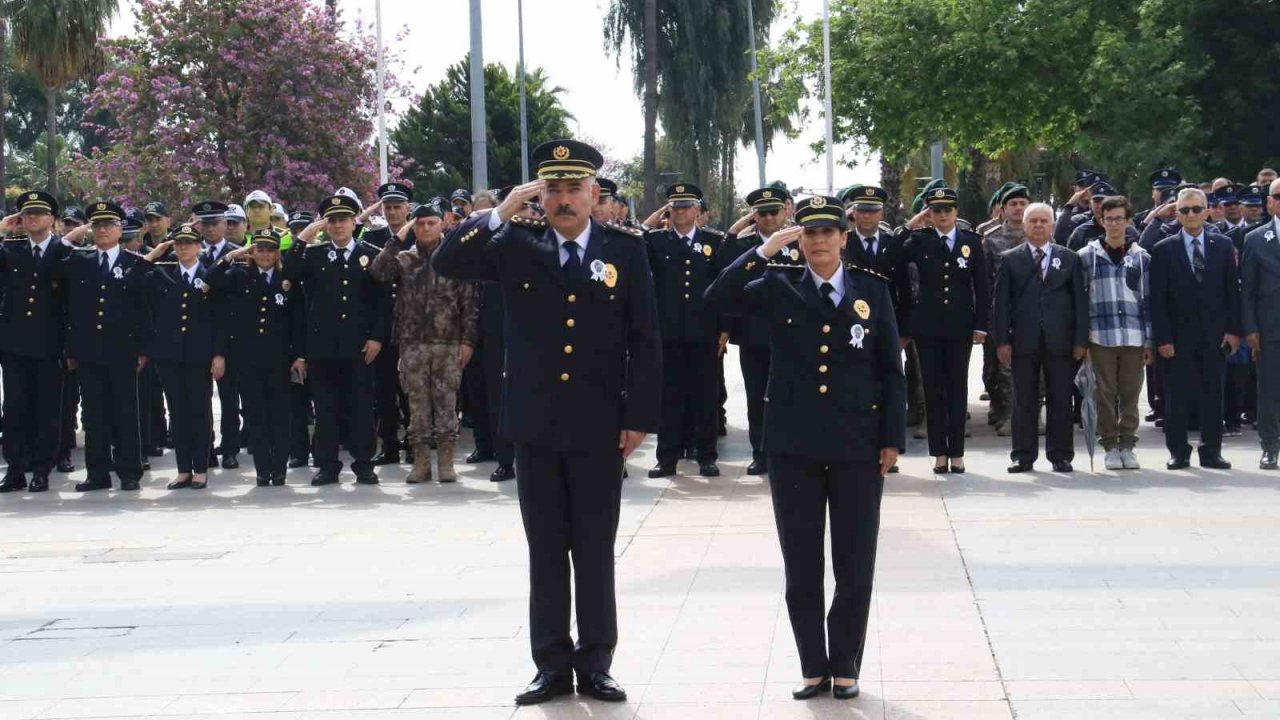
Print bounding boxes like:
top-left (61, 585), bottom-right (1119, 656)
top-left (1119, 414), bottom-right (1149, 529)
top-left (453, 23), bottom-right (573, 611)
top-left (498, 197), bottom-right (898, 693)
top-left (59, 202), bottom-right (152, 492)
top-left (288, 195), bottom-right (388, 486)
top-left (994, 203), bottom-right (1089, 473)
top-left (434, 139), bottom-right (661, 706)
top-left (1241, 178), bottom-right (1280, 470)
top-left (193, 200), bottom-right (244, 469)
top-left (705, 196), bottom-right (905, 701)
top-left (1151, 187), bottom-right (1241, 470)
top-left (0, 191), bottom-right (74, 493)
top-left (643, 183), bottom-right (728, 478)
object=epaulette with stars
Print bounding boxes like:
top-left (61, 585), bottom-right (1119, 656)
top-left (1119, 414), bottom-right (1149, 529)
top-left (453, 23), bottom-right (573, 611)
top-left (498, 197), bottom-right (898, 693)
top-left (604, 221), bottom-right (641, 238)
top-left (845, 262), bottom-right (890, 283)
top-left (700, 226), bottom-right (726, 238)
top-left (510, 215), bottom-right (547, 231)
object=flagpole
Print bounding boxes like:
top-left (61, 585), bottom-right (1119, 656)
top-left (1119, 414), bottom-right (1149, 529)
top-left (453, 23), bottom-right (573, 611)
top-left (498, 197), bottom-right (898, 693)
top-left (518, 0), bottom-right (529, 182)
top-left (822, 0), bottom-right (834, 195)
top-left (375, 0), bottom-right (388, 184)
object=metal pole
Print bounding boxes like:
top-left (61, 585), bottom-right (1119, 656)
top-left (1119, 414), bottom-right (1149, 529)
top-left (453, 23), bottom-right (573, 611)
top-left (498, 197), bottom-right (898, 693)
top-left (930, 141), bottom-right (944, 183)
top-left (518, 0), bottom-right (529, 182)
top-left (822, 0), bottom-right (834, 195)
top-left (375, 0), bottom-right (387, 184)
top-left (746, 0), bottom-right (766, 186)
top-left (469, 0), bottom-right (488, 192)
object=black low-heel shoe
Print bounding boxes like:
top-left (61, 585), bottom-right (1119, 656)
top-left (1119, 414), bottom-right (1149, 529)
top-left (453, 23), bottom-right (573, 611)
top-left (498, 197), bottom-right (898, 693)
top-left (833, 679), bottom-right (860, 699)
top-left (791, 677), bottom-right (831, 700)
top-left (932, 463), bottom-right (949, 474)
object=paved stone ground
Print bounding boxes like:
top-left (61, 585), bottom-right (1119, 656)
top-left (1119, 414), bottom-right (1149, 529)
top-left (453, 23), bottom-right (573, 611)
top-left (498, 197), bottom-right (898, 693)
top-left (2, 349), bottom-right (1278, 719)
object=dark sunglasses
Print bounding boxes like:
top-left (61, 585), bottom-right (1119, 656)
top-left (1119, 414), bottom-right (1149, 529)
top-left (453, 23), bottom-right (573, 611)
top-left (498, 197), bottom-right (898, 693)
top-left (1269, 193), bottom-right (1280, 201)
top-left (928, 205), bottom-right (956, 214)
top-left (756, 208), bottom-right (782, 217)
top-left (1177, 206), bottom-right (1205, 215)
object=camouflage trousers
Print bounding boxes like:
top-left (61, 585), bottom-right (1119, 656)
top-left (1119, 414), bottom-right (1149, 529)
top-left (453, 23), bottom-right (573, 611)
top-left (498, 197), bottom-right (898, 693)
top-left (399, 342), bottom-right (463, 445)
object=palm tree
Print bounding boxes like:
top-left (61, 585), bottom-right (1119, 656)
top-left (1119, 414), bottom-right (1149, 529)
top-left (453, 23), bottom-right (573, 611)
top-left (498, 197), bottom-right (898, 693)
top-left (8, 0), bottom-right (118, 196)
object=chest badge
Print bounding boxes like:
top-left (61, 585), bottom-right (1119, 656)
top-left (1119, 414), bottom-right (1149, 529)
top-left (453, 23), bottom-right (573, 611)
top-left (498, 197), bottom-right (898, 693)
top-left (789, 248), bottom-right (800, 262)
top-left (957, 257), bottom-right (968, 269)
top-left (359, 254), bottom-right (369, 267)
top-left (850, 324), bottom-right (866, 349)
top-left (275, 292), bottom-right (285, 306)
top-left (112, 266), bottom-right (124, 280)
top-left (854, 299), bottom-right (871, 320)
top-left (327, 250), bottom-right (338, 262)
top-left (702, 244), bottom-right (713, 257)
top-left (282, 279), bottom-right (292, 291)
top-left (961, 244), bottom-right (971, 258)
top-left (590, 259), bottom-right (606, 282)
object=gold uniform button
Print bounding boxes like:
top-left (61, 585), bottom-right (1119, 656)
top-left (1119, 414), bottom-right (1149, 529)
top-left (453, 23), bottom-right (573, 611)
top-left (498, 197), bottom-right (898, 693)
top-left (822, 325), bottom-right (831, 334)
top-left (181, 327), bottom-right (187, 332)
top-left (524, 283), bottom-right (530, 289)
top-left (343, 280), bottom-right (349, 285)
top-left (341, 296), bottom-right (347, 302)
top-left (819, 365), bottom-right (828, 373)
top-left (183, 292), bottom-right (189, 298)
top-left (820, 345), bottom-right (829, 354)
top-left (98, 311), bottom-right (104, 317)
top-left (786, 318), bottom-right (792, 324)
top-left (819, 385), bottom-right (828, 394)
top-left (872, 404), bottom-right (879, 410)
top-left (26, 311), bottom-right (32, 317)
top-left (260, 318), bottom-right (266, 324)
top-left (566, 319), bottom-right (575, 328)
top-left (181, 315), bottom-right (188, 320)
top-left (560, 373), bottom-right (570, 382)
top-left (684, 293), bottom-right (690, 299)
top-left (685, 270), bottom-right (692, 276)
top-left (568, 294), bottom-right (577, 303)
top-left (341, 314), bottom-right (347, 320)
top-left (96, 324), bottom-right (102, 330)
top-left (685, 259), bottom-right (692, 265)
top-left (100, 285), bottom-right (106, 290)
top-left (684, 282), bottom-right (691, 287)
top-left (259, 329), bottom-right (265, 335)
top-left (944, 299), bottom-right (950, 305)
top-left (28, 297), bottom-right (34, 304)
top-left (564, 345), bottom-right (573, 354)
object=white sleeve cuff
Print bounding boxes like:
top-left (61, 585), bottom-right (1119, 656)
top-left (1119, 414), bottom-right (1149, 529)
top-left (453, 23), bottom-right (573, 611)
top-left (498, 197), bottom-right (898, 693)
top-left (755, 247), bottom-right (770, 260)
top-left (486, 210), bottom-right (503, 232)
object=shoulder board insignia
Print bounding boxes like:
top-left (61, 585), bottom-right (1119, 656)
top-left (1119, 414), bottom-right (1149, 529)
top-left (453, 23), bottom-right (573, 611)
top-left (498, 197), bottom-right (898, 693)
top-left (700, 227), bottom-right (726, 237)
top-left (605, 221), bottom-right (642, 238)
top-left (766, 261), bottom-right (805, 270)
top-left (2, 237), bottom-right (30, 243)
top-left (311, 241), bottom-right (331, 249)
top-left (845, 263), bottom-right (889, 283)
top-left (152, 261), bottom-right (178, 266)
top-left (510, 215), bottom-right (548, 230)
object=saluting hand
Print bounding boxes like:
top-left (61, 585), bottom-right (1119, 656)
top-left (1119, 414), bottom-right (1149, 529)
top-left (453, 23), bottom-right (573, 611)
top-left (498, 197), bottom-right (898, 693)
top-left (495, 180), bottom-right (546, 224)
top-left (144, 240), bottom-right (174, 262)
top-left (759, 225), bottom-right (803, 258)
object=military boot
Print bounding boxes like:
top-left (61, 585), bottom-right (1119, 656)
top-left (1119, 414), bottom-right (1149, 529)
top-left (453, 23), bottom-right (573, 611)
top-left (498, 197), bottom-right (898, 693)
top-left (437, 440), bottom-right (457, 483)
top-left (406, 443), bottom-right (432, 484)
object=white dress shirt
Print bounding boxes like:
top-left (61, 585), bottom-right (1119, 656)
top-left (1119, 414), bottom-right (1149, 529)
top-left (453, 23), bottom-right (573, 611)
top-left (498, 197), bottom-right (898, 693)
top-left (810, 264), bottom-right (846, 306)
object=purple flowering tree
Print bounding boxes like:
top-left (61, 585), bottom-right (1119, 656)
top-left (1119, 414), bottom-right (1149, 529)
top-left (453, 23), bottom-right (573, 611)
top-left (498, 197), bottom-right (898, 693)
top-left (74, 0), bottom-right (405, 210)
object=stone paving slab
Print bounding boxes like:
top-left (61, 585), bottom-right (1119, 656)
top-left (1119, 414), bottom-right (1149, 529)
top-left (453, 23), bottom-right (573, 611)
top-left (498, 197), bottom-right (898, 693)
top-left (1, 348), bottom-right (1277, 719)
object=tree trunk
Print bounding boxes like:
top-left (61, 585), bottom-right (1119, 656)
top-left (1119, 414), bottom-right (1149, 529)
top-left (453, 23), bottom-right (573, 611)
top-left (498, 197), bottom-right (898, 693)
top-left (641, 0), bottom-right (658, 214)
top-left (879, 154), bottom-right (904, 228)
top-left (0, 21), bottom-right (8, 197)
top-left (722, 143), bottom-right (735, 228)
top-left (44, 86), bottom-right (58, 196)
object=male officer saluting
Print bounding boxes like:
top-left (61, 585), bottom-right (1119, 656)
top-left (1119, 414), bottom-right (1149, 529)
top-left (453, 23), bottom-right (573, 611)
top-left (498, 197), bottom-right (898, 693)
top-left (706, 195), bottom-right (905, 701)
top-left (0, 191), bottom-right (74, 493)
top-left (193, 200), bottom-right (244, 468)
top-left (289, 194), bottom-right (387, 486)
top-left (434, 139), bottom-right (661, 705)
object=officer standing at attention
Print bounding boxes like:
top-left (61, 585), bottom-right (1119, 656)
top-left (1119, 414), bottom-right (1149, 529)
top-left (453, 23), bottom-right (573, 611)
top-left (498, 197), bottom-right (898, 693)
top-left (705, 196), bottom-right (905, 701)
top-left (434, 139), bottom-right (661, 705)
top-left (1240, 178), bottom-right (1280, 470)
top-left (142, 225), bottom-right (221, 490)
top-left (60, 202), bottom-right (151, 492)
top-left (193, 200), bottom-right (244, 469)
top-left (890, 187), bottom-right (989, 474)
top-left (208, 229), bottom-right (305, 487)
top-left (0, 191), bottom-right (74, 493)
top-left (363, 182), bottom-right (414, 466)
top-left (289, 194), bottom-right (387, 486)
top-left (643, 183), bottom-right (728, 478)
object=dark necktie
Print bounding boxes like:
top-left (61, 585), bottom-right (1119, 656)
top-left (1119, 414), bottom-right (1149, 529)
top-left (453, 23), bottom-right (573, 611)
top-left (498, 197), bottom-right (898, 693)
top-left (563, 240), bottom-right (581, 286)
top-left (33, 245), bottom-right (42, 261)
top-left (865, 238), bottom-right (875, 256)
top-left (1034, 248), bottom-right (1046, 280)
top-left (820, 281), bottom-right (836, 310)
top-left (184, 271), bottom-right (193, 286)
top-left (1192, 237), bottom-right (1205, 283)
top-left (99, 252), bottom-right (110, 277)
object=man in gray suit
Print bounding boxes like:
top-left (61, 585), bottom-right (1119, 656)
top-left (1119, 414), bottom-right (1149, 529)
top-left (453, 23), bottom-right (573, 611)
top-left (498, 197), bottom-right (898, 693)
top-left (994, 203), bottom-right (1089, 473)
top-left (1242, 178), bottom-right (1280, 470)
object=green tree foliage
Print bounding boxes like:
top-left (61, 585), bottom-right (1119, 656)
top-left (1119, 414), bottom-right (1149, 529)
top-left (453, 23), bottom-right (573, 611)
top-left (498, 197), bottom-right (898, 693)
top-left (390, 57), bottom-right (572, 199)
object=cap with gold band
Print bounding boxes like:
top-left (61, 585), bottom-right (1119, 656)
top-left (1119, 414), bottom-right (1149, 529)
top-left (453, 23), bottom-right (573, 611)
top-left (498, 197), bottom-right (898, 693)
top-left (597, 178), bottom-right (618, 197)
top-left (841, 185), bottom-right (888, 211)
top-left (171, 224), bottom-right (202, 244)
top-left (192, 200), bottom-right (229, 221)
top-left (665, 182), bottom-right (704, 208)
top-left (925, 187), bottom-right (959, 208)
top-left (87, 201), bottom-right (126, 223)
top-left (746, 187), bottom-right (786, 210)
top-left (17, 190), bottom-right (58, 216)
top-left (795, 196), bottom-right (847, 229)
top-left (532, 139), bottom-right (603, 180)
top-left (378, 182), bottom-right (413, 203)
top-left (318, 194), bottom-right (360, 219)
top-left (250, 228), bottom-right (282, 247)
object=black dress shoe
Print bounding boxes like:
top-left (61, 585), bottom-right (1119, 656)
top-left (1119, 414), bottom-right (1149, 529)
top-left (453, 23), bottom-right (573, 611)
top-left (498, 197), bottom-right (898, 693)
top-left (746, 459), bottom-right (768, 475)
top-left (1155, 418), bottom-right (1165, 428)
top-left (791, 677), bottom-right (831, 700)
top-left (888, 464), bottom-right (900, 474)
top-left (144, 445), bottom-right (165, 458)
top-left (0, 474), bottom-right (27, 493)
top-left (55, 458), bottom-right (75, 473)
top-left (75, 478), bottom-right (112, 492)
top-left (933, 463), bottom-right (949, 474)
top-left (1007, 461), bottom-right (1034, 473)
top-left (310, 471), bottom-right (340, 486)
top-left (167, 476), bottom-right (193, 490)
top-left (576, 671), bottom-right (627, 702)
top-left (1051, 460), bottom-right (1074, 473)
top-left (1145, 411), bottom-right (1158, 422)
top-left (949, 461), bottom-right (965, 474)
top-left (1261, 451), bottom-right (1279, 470)
top-left (371, 449), bottom-right (400, 466)
top-left (354, 471), bottom-right (380, 485)
top-left (141, 460), bottom-right (151, 471)
top-left (490, 464), bottom-right (516, 482)
top-left (833, 680), bottom-right (860, 699)
top-left (272, 474), bottom-right (286, 487)
top-left (287, 456), bottom-right (308, 469)
top-left (1166, 457), bottom-right (1190, 470)
top-left (221, 454), bottom-right (240, 469)
top-left (648, 463), bottom-right (676, 478)
top-left (465, 449), bottom-right (495, 464)
top-left (255, 477), bottom-right (271, 487)
top-left (1200, 455), bottom-right (1232, 470)
top-left (698, 462), bottom-right (720, 477)
top-left (717, 425), bottom-right (727, 437)
top-left (514, 671), bottom-right (573, 705)
top-left (120, 479), bottom-right (141, 491)
top-left (28, 475), bottom-right (49, 493)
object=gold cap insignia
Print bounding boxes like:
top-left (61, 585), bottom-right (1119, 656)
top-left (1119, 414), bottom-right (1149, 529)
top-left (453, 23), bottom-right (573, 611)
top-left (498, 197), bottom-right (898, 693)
top-left (201, 203), bottom-right (210, 211)
top-left (854, 299), bottom-right (871, 320)
top-left (331, 198), bottom-right (341, 205)
top-left (934, 189), bottom-right (946, 198)
top-left (763, 190), bottom-right (773, 199)
top-left (552, 145), bottom-right (570, 160)
top-left (28, 193), bottom-right (37, 200)
top-left (96, 203), bottom-right (107, 210)
top-left (675, 185), bottom-right (685, 193)
top-left (811, 197), bottom-right (827, 208)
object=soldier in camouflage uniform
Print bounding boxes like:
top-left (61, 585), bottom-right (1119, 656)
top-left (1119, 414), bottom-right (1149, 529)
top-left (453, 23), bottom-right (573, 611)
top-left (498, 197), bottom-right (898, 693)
top-left (371, 198), bottom-right (479, 483)
top-left (980, 184), bottom-right (1031, 435)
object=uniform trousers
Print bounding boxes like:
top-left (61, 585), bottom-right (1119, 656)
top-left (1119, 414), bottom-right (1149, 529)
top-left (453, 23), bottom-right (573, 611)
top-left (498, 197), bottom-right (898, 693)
top-left (214, 365), bottom-right (242, 455)
top-left (916, 337), bottom-right (972, 458)
top-left (288, 378), bottom-right (311, 462)
top-left (374, 342), bottom-right (406, 452)
top-left (310, 357), bottom-right (376, 474)
top-left (57, 371), bottom-right (79, 461)
top-left (1, 354), bottom-right (63, 476)
top-left (1010, 337), bottom-right (1076, 464)
top-left (482, 332), bottom-right (515, 465)
top-left (240, 361), bottom-right (291, 479)
top-left (1257, 341), bottom-right (1280, 453)
top-left (657, 340), bottom-right (718, 465)
top-left (768, 452), bottom-right (883, 680)
top-left (1163, 340), bottom-right (1225, 460)
top-left (78, 361), bottom-right (143, 482)
top-left (516, 442), bottom-right (623, 677)
top-left (738, 344), bottom-right (770, 462)
top-left (157, 361), bottom-right (213, 475)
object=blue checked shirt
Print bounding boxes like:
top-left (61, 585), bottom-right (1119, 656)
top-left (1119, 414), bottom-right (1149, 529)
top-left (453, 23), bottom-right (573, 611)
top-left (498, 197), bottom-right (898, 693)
top-left (1078, 240), bottom-right (1152, 348)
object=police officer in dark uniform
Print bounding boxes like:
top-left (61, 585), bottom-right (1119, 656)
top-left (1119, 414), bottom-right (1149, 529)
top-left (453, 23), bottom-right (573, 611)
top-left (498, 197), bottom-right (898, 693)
top-left (192, 200), bottom-right (244, 469)
top-left (1054, 170), bottom-right (1103, 244)
top-left (208, 229), bottom-right (305, 486)
top-left (889, 187), bottom-right (989, 473)
top-left (289, 194), bottom-right (387, 486)
top-left (60, 201), bottom-right (151, 492)
top-left (434, 139), bottom-right (661, 705)
top-left (1135, 168), bottom-right (1182, 229)
top-left (719, 186), bottom-right (791, 475)
top-left (644, 183), bottom-right (727, 478)
top-left (363, 182), bottom-right (413, 465)
top-left (0, 191), bottom-right (74, 493)
top-left (142, 225), bottom-right (219, 489)
top-left (284, 211), bottom-right (315, 466)
top-left (1242, 180), bottom-right (1280, 470)
top-left (706, 196), bottom-right (905, 701)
